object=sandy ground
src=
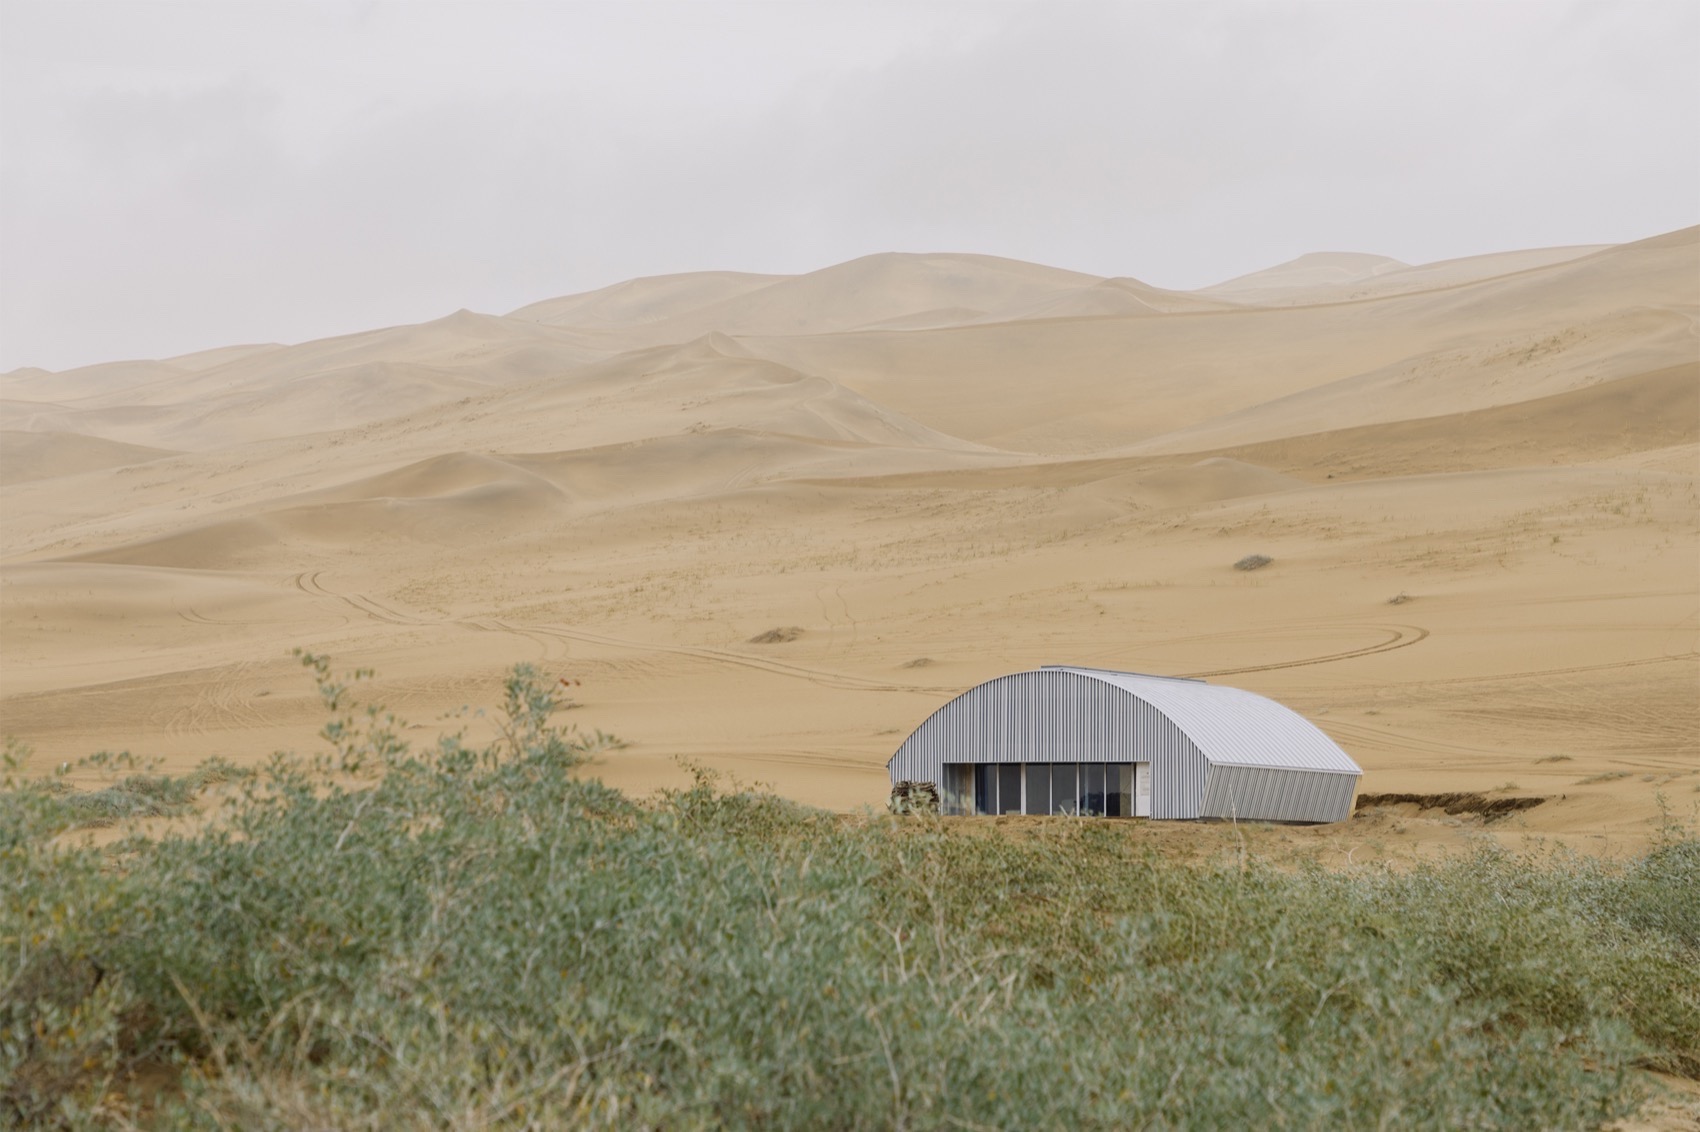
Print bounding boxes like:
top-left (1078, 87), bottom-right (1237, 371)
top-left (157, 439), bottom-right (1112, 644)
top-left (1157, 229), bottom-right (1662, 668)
top-left (3, 229), bottom-right (1697, 866)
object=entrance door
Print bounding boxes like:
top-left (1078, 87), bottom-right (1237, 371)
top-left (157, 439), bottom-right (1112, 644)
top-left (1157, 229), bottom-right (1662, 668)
top-left (1135, 763), bottom-right (1151, 817)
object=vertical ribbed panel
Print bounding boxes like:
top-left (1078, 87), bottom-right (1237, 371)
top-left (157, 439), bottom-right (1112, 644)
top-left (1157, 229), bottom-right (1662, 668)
top-left (887, 670), bottom-right (1212, 819)
top-left (1199, 766), bottom-right (1358, 824)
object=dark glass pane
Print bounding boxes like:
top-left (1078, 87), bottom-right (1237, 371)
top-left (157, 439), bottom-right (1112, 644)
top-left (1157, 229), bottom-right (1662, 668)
top-left (1053, 763), bottom-right (1079, 815)
top-left (975, 765), bottom-right (992, 816)
top-left (998, 764), bottom-right (1022, 814)
top-left (1084, 763), bottom-right (1106, 816)
top-left (1025, 763), bottom-right (1050, 815)
top-left (1109, 764), bottom-right (1133, 818)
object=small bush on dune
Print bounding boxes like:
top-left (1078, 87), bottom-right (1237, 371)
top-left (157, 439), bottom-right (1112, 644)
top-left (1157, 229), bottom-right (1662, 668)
top-left (3, 659), bottom-right (1696, 1128)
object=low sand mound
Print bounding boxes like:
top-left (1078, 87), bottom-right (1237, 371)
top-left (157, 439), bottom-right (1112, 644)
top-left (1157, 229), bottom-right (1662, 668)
top-left (849, 306), bottom-right (990, 331)
top-left (1078, 457), bottom-right (1310, 508)
top-left (508, 270), bottom-right (784, 328)
top-left (459, 337), bottom-right (997, 460)
top-left (58, 419), bottom-right (995, 571)
top-left (1288, 246), bottom-right (1613, 307)
top-left (148, 362), bottom-right (495, 449)
top-left (64, 451), bottom-right (571, 570)
top-left (0, 358), bottom-right (189, 404)
top-left (636, 252), bottom-right (1102, 341)
top-left (0, 430), bottom-right (179, 485)
top-left (0, 402), bottom-right (185, 447)
top-left (67, 516), bottom-right (290, 572)
top-left (305, 451), bottom-right (558, 505)
top-left (278, 481), bottom-right (566, 546)
top-left (1, 398), bottom-right (73, 424)
top-left (76, 310), bottom-right (605, 413)
top-left (274, 451), bottom-right (570, 545)
top-left (161, 342), bottom-right (284, 371)
top-left (69, 483), bottom-right (569, 571)
top-left (0, 562), bottom-right (316, 688)
top-left (986, 277), bottom-right (1241, 321)
top-left (1132, 303), bottom-right (1697, 455)
top-left (1189, 362), bottom-right (1700, 476)
top-left (508, 428), bottom-right (984, 510)
top-left (1201, 251), bottom-right (1410, 300)
top-left (1197, 246), bottom-right (1610, 308)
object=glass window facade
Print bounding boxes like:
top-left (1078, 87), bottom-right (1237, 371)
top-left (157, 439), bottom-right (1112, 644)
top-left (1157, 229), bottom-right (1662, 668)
top-left (998, 764), bottom-right (1022, 814)
top-left (1083, 763), bottom-right (1106, 816)
top-left (965, 763), bottom-right (1145, 816)
top-left (1051, 763), bottom-right (1079, 815)
top-left (1025, 763), bottom-right (1050, 816)
top-left (1109, 764), bottom-right (1133, 818)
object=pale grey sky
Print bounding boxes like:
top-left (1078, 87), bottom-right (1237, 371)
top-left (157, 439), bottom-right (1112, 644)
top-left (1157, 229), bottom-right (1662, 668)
top-left (2, 0), bottom-right (1696, 371)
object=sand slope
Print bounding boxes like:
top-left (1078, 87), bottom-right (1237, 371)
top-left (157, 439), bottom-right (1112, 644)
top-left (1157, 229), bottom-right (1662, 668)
top-left (0, 430), bottom-right (180, 485)
top-left (3, 226), bottom-right (1695, 861)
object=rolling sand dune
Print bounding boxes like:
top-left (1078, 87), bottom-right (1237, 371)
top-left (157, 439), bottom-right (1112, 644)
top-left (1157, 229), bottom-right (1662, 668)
top-left (514, 252), bottom-right (1103, 345)
top-left (1, 359), bottom-right (195, 404)
top-left (508, 270), bottom-right (784, 328)
top-left (0, 430), bottom-right (180, 485)
top-left (977, 276), bottom-right (1245, 321)
top-left (2, 225), bottom-right (1696, 865)
top-left (1202, 251), bottom-right (1411, 297)
top-left (739, 227), bottom-right (1698, 453)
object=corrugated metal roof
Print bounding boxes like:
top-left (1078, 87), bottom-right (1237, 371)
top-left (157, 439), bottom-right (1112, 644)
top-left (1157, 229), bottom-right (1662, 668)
top-left (1041, 665), bottom-right (1360, 776)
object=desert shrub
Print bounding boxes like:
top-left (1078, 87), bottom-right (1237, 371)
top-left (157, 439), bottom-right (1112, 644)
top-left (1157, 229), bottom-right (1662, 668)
top-left (3, 661), bottom-right (1696, 1128)
top-left (1233, 554), bottom-right (1272, 571)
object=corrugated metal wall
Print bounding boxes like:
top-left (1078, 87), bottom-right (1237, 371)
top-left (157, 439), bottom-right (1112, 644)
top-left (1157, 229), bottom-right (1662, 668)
top-left (887, 670), bottom-right (1211, 819)
top-left (888, 669), bottom-right (1360, 822)
top-left (1199, 765), bottom-right (1359, 824)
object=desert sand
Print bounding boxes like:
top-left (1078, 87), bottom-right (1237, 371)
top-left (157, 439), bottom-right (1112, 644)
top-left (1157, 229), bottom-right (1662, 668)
top-left (3, 228), bottom-right (1696, 859)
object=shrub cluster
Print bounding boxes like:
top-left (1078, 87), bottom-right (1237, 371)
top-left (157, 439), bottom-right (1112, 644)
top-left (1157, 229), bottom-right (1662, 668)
top-left (3, 660), bottom-right (1696, 1128)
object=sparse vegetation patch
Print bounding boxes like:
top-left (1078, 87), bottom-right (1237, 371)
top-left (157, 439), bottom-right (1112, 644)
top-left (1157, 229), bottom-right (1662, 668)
top-left (1354, 791), bottom-right (1547, 820)
top-left (748, 625), bottom-right (805, 644)
top-left (2, 664), bottom-right (1695, 1129)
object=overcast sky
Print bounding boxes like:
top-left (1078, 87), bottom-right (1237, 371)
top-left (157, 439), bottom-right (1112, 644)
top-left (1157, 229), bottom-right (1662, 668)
top-left (2, 1), bottom-right (1696, 372)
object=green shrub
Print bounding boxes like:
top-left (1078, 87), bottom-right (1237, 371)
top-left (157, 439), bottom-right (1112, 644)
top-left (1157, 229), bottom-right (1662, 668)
top-left (2, 659), bottom-right (1694, 1128)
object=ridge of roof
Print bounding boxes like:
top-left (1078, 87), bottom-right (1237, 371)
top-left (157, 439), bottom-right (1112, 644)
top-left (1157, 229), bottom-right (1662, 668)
top-left (1040, 664), bottom-right (1204, 683)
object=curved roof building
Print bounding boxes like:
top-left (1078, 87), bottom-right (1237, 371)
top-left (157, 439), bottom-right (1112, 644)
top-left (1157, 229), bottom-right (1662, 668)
top-left (887, 665), bottom-right (1361, 823)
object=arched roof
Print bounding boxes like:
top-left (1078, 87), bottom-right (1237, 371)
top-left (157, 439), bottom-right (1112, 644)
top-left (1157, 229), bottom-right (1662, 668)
top-left (1039, 666), bottom-right (1360, 775)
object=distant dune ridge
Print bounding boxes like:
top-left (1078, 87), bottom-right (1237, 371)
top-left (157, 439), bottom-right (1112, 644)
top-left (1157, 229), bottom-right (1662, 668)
top-left (2, 227), bottom-right (1696, 860)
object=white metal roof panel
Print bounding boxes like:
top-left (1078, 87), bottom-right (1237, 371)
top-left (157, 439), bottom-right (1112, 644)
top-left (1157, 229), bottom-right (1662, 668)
top-left (1043, 666), bottom-right (1361, 776)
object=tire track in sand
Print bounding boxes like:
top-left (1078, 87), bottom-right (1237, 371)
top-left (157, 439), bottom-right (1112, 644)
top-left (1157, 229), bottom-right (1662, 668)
top-left (1179, 625), bottom-right (1430, 679)
top-left (291, 574), bottom-right (951, 694)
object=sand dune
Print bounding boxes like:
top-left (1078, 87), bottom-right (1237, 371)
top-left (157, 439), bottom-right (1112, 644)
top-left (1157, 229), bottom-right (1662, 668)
top-left (978, 277), bottom-right (1244, 321)
top-left (0, 359), bottom-right (192, 404)
top-left (0, 430), bottom-right (180, 485)
top-left (508, 270), bottom-right (784, 328)
top-left (1198, 243), bottom-right (1617, 308)
top-left (544, 252), bottom-right (1104, 344)
top-left (741, 228), bottom-right (1697, 454)
top-left (1, 311), bottom-right (613, 450)
top-left (1202, 251), bottom-right (1411, 297)
top-left (141, 362), bottom-right (497, 449)
top-left (1243, 245), bottom-right (1615, 307)
top-left (3, 225), bottom-right (1695, 861)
